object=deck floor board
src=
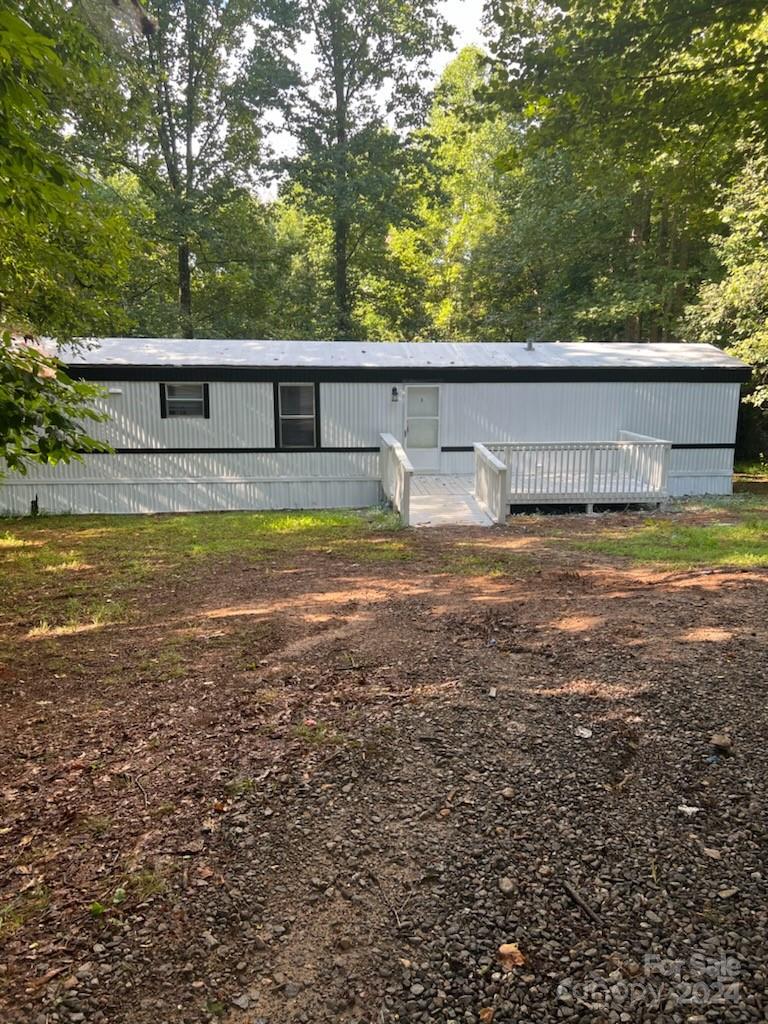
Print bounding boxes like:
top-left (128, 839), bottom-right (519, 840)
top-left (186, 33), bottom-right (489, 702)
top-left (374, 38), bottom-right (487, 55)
top-left (409, 475), bottom-right (492, 528)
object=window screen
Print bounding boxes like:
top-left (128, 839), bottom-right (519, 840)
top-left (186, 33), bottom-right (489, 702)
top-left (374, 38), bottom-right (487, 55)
top-left (161, 382), bottom-right (208, 418)
top-left (278, 383), bottom-right (317, 448)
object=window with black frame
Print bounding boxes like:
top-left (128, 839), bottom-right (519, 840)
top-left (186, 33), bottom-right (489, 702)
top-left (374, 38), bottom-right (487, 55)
top-left (277, 383), bottom-right (317, 448)
top-left (160, 382), bottom-right (209, 418)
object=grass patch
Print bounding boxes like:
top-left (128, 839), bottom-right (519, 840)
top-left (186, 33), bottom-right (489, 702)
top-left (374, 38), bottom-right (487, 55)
top-left (291, 720), bottom-right (349, 748)
top-left (332, 537), bottom-right (414, 562)
top-left (1, 508), bottom-right (400, 583)
top-left (734, 458), bottom-right (768, 478)
top-left (575, 517), bottom-right (768, 567)
top-left (0, 508), bottom-right (404, 628)
top-left (225, 776), bottom-right (256, 797)
top-left (128, 869), bottom-right (166, 902)
top-left (670, 493), bottom-right (768, 514)
top-left (445, 551), bottom-right (532, 577)
top-left (27, 598), bottom-right (126, 637)
top-left (81, 814), bottom-right (113, 836)
top-left (0, 886), bottom-right (50, 937)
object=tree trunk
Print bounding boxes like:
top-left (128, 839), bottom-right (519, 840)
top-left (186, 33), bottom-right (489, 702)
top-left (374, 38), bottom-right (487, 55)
top-left (178, 241), bottom-right (193, 339)
top-left (330, 2), bottom-right (353, 340)
top-left (333, 216), bottom-right (352, 338)
top-left (625, 191), bottom-right (651, 342)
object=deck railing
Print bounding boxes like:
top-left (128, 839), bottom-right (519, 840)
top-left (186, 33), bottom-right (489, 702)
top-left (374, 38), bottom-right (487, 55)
top-left (380, 433), bottom-right (414, 525)
top-left (474, 444), bottom-right (509, 524)
top-left (482, 432), bottom-right (671, 507)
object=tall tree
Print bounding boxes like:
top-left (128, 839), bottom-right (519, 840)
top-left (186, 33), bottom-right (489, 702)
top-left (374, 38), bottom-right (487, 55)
top-left (266, 0), bottom-right (453, 339)
top-left (82, 0), bottom-right (285, 337)
top-left (485, 0), bottom-right (768, 341)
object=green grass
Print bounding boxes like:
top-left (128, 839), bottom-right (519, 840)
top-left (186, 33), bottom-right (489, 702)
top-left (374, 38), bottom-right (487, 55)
top-left (291, 720), bottom-right (350, 748)
top-left (28, 597), bottom-right (126, 637)
top-left (0, 886), bottom-right (50, 938)
top-left (0, 507), bottom-right (405, 611)
top-left (734, 458), bottom-right (768, 478)
top-left (575, 516), bottom-right (768, 567)
top-left (444, 550), bottom-right (533, 577)
top-left (670, 493), bottom-right (768, 513)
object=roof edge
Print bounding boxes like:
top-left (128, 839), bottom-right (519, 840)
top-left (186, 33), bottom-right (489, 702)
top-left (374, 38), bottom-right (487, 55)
top-left (67, 363), bottom-right (751, 385)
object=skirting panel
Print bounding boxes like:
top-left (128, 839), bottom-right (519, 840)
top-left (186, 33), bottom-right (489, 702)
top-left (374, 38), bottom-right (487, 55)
top-left (667, 475), bottom-right (732, 497)
top-left (0, 479), bottom-right (383, 515)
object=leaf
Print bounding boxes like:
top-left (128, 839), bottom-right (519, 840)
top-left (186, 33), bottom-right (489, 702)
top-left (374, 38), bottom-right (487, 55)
top-left (497, 942), bottom-right (526, 971)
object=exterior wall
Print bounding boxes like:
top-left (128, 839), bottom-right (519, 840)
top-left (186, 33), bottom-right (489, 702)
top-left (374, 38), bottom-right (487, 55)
top-left (322, 382), bottom-right (403, 445)
top-left (80, 380), bottom-right (275, 448)
top-left (438, 381), bottom-right (739, 498)
top-left (0, 377), bottom-right (740, 514)
top-left (440, 380), bottom-right (739, 446)
top-left (0, 452), bottom-right (381, 515)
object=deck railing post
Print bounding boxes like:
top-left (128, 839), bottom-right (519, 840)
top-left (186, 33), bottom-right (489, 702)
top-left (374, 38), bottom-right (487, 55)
top-left (473, 443), bottom-right (509, 524)
top-left (379, 433), bottom-right (414, 526)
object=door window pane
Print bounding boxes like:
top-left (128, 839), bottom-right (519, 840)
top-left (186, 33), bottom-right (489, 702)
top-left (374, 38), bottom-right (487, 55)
top-left (407, 386), bottom-right (439, 417)
top-left (407, 418), bottom-right (439, 448)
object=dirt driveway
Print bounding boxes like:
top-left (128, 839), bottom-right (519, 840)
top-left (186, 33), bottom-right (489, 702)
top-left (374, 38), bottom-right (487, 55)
top-left (1, 507), bottom-right (766, 1023)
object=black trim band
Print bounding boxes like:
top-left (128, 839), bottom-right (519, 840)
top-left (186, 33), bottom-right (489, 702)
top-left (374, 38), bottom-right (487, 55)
top-left (70, 364), bottom-right (751, 385)
top-left (83, 446), bottom-right (380, 455)
top-left (671, 442), bottom-right (735, 450)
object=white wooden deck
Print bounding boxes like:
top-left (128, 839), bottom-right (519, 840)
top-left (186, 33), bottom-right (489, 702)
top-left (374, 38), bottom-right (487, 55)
top-left (409, 474), bottom-right (493, 528)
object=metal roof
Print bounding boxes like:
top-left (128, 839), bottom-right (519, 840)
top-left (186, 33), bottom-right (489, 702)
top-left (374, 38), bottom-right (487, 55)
top-left (61, 338), bottom-right (747, 371)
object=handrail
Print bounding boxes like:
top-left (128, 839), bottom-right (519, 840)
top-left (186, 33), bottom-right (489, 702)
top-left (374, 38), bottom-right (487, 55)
top-left (481, 434), bottom-right (671, 504)
top-left (473, 443), bottom-right (509, 524)
top-left (618, 430), bottom-right (670, 444)
top-left (379, 433), bottom-right (414, 526)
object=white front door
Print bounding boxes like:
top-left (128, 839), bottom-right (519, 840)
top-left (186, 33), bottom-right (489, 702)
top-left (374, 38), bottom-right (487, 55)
top-left (404, 385), bottom-right (441, 471)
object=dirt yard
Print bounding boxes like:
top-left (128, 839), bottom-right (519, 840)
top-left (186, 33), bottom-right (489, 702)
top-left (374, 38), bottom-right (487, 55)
top-left (1, 500), bottom-right (767, 1024)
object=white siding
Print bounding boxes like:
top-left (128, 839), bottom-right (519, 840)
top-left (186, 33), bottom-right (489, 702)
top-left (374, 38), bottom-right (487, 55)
top-left (440, 381), bottom-right (739, 447)
top-left (0, 377), bottom-right (740, 514)
top-left (0, 452), bottom-right (381, 515)
top-left (321, 382), bottom-right (402, 446)
top-left (88, 381), bottom-right (274, 448)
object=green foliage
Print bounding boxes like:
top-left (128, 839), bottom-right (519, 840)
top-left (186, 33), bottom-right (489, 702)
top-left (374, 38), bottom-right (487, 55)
top-left (264, 0), bottom-right (453, 338)
top-left (686, 157), bottom-right (768, 407)
top-left (0, 4), bottom-right (71, 217)
top-left (0, 2), bottom-right (136, 340)
top-left (0, 333), bottom-right (110, 476)
top-left (484, 0), bottom-right (768, 341)
top-left (83, 0), bottom-right (285, 337)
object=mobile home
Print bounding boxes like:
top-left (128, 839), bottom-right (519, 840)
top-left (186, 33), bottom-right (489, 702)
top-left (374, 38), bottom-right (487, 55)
top-left (1, 339), bottom-right (750, 522)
